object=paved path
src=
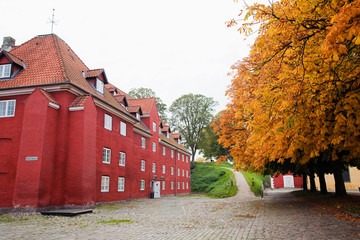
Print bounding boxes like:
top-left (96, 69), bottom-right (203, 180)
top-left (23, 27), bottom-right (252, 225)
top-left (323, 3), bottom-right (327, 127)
top-left (1, 190), bottom-right (359, 239)
top-left (223, 167), bottom-right (257, 200)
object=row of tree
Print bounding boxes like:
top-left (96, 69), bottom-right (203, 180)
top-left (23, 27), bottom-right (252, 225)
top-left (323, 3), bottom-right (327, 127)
top-left (214, 0), bottom-right (360, 196)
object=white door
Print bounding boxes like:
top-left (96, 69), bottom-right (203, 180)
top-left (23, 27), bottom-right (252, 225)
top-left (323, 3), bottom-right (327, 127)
top-left (153, 181), bottom-right (161, 198)
top-left (283, 175), bottom-right (294, 188)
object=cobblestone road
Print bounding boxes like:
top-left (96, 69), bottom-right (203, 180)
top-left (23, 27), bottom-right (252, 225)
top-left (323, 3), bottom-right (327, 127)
top-left (1, 189), bottom-right (359, 240)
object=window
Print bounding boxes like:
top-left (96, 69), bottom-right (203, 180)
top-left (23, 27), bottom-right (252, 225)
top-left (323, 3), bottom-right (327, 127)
top-left (101, 176), bottom-right (109, 192)
top-left (119, 152), bottom-right (126, 166)
top-left (182, 169), bottom-right (184, 177)
top-left (102, 148), bottom-right (111, 164)
top-left (140, 179), bottom-right (145, 190)
top-left (171, 181), bottom-right (174, 190)
top-left (178, 182), bottom-right (180, 189)
top-left (96, 78), bottom-right (104, 94)
top-left (141, 160), bottom-right (145, 171)
top-left (182, 155), bottom-right (184, 162)
top-left (162, 181), bottom-right (165, 190)
top-left (186, 182), bottom-right (189, 189)
top-left (118, 177), bottom-right (125, 192)
top-left (177, 153), bottom-right (180, 160)
top-left (171, 167), bottom-right (174, 175)
top-left (186, 170), bottom-right (188, 177)
top-left (171, 150), bottom-right (174, 158)
top-left (104, 114), bottom-right (112, 130)
top-left (152, 163), bottom-right (156, 173)
top-left (186, 156), bottom-right (188, 163)
top-left (163, 146), bottom-right (166, 156)
top-left (178, 168), bottom-right (180, 176)
top-left (120, 121), bottom-right (127, 136)
top-left (0, 64), bottom-right (11, 78)
top-left (162, 164), bottom-right (166, 174)
top-left (141, 137), bottom-right (146, 148)
top-left (0, 100), bottom-right (15, 117)
top-left (182, 182), bottom-right (184, 189)
top-left (136, 112), bottom-right (140, 120)
top-left (152, 142), bottom-right (156, 152)
top-left (166, 132), bottom-right (169, 138)
top-left (153, 121), bottom-right (156, 132)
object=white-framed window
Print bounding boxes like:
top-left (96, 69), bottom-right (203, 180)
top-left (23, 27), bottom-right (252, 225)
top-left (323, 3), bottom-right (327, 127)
top-left (0, 64), bottom-right (11, 78)
top-left (162, 181), bottom-right (165, 190)
top-left (104, 114), bottom-right (112, 130)
top-left (96, 78), bottom-right (104, 94)
top-left (153, 121), bottom-right (156, 132)
top-left (186, 156), bottom-right (188, 163)
top-left (178, 168), bottom-right (180, 176)
top-left (171, 181), bottom-right (174, 190)
top-left (182, 182), bottom-right (185, 189)
top-left (163, 146), bottom-right (166, 156)
top-left (119, 152), bottom-right (126, 166)
top-left (120, 121), bottom-right (126, 136)
top-left (182, 169), bottom-right (184, 177)
top-left (102, 148), bottom-right (111, 164)
top-left (118, 177), bottom-right (125, 192)
top-left (136, 112), bottom-right (140, 120)
top-left (171, 167), bottom-right (174, 175)
top-left (140, 179), bottom-right (145, 190)
top-left (141, 137), bottom-right (146, 148)
top-left (186, 170), bottom-right (188, 177)
top-left (162, 164), bottom-right (166, 174)
top-left (171, 150), bottom-right (174, 158)
top-left (178, 182), bottom-right (180, 189)
top-left (166, 132), bottom-right (169, 138)
top-left (186, 182), bottom-right (189, 189)
top-left (101, 176), bottom-right (109, 192)
top-left (141, 160), bottom-right (145, 171)
top-left (182, 155), bottom-right (184, 162)
top-left (177, 153), bottom-right (180, 160)
top-left (152, 163), bottom-right (156, 173)
top-left (0, 100), bottom-right (15, 118)
top-left (152, 142), bottom-right (156, 152)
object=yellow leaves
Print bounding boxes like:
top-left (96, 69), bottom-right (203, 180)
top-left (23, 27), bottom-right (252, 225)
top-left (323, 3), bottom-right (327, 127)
top-left (355, 37), bottom-right (360, 45)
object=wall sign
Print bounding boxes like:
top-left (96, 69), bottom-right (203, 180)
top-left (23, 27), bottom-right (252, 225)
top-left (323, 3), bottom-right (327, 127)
top-left (25, 156), bottom-right (38, 161)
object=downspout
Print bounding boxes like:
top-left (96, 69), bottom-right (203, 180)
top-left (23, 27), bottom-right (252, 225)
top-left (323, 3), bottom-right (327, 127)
top-left (175, 150), bottom-right (177, 196)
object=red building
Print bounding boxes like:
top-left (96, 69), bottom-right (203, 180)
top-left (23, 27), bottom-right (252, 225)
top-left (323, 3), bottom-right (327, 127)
top-left (0, 34), bottom-right (191, 210)
top-left (270, 173), bottom-right (303, 189)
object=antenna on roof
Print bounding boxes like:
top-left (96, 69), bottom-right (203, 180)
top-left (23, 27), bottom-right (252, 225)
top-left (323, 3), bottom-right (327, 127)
top-left (48, 9), bottom-right (58, 34)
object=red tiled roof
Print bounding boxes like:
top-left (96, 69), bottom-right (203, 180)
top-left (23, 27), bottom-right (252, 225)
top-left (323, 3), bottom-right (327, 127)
top-left (40, 89), bottom-right (59, 105)
top-left (162, 125), bottom-right (170, 133)
top-left (128, 106), bottom-right (141, 113)
top-left (172, 133), bottom-right (181, 139)
top-left (69, 95), bottom-right (90, 108)
top-left (3, 51), bottom-right (24, 67)
top-left (128, 98), bottom-right (156, 115)
top-left (85, 69), bottom-right (103, 78)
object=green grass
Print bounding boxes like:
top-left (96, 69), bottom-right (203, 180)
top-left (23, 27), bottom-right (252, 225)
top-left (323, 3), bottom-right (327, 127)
top-left (240, 170), bottom-right (270, 196)
top-left (97, 219), bottom-right (133, 224)
top-left (191, 162), bottom-right (237, 198)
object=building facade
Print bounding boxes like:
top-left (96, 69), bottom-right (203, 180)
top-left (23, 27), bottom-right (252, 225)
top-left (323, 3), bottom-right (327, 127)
top-left (0, 34), bottom-right (191, 209)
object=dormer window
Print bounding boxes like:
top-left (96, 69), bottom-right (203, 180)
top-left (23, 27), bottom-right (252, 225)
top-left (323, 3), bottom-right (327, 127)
top-left (0, 64), bottom-right (11, 78)
top-left (96, 78), bottom-right (104, 94)
top-left (136, 112), bottom-right (140, 120)
top-left (166, 132), bottom-right (169, 138)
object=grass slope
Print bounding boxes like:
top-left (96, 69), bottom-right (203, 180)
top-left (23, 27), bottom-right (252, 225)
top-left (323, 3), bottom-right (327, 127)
top-left (191, 162), bottom-right (237, 198)
top-left (241, 170), bottom-right (270, 196)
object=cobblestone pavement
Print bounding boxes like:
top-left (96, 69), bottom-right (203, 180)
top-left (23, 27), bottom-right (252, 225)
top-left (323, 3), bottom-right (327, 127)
top-left (1, 190), bottom-right (359, 239)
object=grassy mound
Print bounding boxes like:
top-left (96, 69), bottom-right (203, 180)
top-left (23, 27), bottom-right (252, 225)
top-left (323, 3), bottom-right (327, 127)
top-left (240, 170), bottom-right (270, 196)
top-left (191, 162), bottom-right (237, 198)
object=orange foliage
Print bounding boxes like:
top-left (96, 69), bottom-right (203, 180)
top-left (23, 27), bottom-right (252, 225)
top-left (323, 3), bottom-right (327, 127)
top-left (217, 0), bottom-right (360, 172)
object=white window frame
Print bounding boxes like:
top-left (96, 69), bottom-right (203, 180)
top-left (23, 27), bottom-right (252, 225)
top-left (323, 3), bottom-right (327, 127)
top-left (0, 99), bottom-right (16, 118)
top-left (162, 146), bottom-right (166, 156)
top-left (186, 170), bottom-right (188, 177)
top-left (152, 142), bottom-right (156, 152)
top-left (152, 163), bottom-right (156, 173)
top-left (182, 169), bottom-right (184, 177)
top-left (186, 182), bottom-right (189, 189)
top-left (171, 167), bottom-right (174, 175)
top-left (104, 114), bottom-right (112, 131)
top-left (186, 156), bottom-right (188, 163)
top-left (141, 160), bottom-right (145, 171)
top-left (171, 181), bottom-right (174, 190)
top-left (118, 177), bottom-right (125, 192)
top-left (140, 179), bottom-right (145, 190)
top-left (153, 121), bottom-right (156, 132)
top-left (178, 168), bottom-right (180, 176)
top-left (120, 121), bottom-right (127, 136)
top-left (119, 152), bottom-right (126, 166)
top-left (102, 147), bottom-right (111, 164)
top-left (0, 64), bottom-right (11, 78)
top-left (171, 150), bottom-right (174, 158)
top-left (96, 78), bottom-right (104, 94)
top-left (141, 137), bottom-right (146, 148)
top-left (101, 176), bottom-right (109, 192)
top-left (177, 153), bottom-right (180, 160)
top-left (182, 182), bottom-right (185, 189)
top-left (162, 164), bottom-right (166, 174)
top-left (182, 155), bottom-right (184, 162)
top-left (136, 112), bottom-right (140, 120)
top-left (162, 181), bottom-right (165, 190)
top-left (178, 182), bottom-right (180, 189)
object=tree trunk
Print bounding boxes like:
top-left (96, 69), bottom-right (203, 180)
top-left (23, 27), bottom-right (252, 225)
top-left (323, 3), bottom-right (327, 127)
top-left (332, 160), bottom-right (347, 196)
top-left (302, 174), bottom-right (308, 191)
top-left (309, 169), bottom-right (316, 192)
top-left (318, 171), bottom-right (328, 194)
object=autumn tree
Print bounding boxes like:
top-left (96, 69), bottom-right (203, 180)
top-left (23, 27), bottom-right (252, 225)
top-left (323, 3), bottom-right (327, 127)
top-left (217, 0), bottom-right (360, 196)
top-left (129, 87), bottom-right (168, 121)
top-left (169, 94), bottom-right (217, 163)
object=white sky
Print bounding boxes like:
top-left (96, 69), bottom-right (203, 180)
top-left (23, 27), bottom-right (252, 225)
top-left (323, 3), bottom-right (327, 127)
top-left (1, 0), bottom-right (255, 114)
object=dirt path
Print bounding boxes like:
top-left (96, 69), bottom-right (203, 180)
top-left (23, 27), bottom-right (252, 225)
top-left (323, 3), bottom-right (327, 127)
top-left (223, 167), bottom-right (258, 200)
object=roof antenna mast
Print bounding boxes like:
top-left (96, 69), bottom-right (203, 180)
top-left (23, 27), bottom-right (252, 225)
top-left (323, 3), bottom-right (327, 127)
top-left (48, 9), bottom-right (58, 34)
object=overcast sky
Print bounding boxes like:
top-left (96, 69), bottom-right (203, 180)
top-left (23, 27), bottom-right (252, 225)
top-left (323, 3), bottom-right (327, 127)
top-left (1, 0), bottom-right (255, 114)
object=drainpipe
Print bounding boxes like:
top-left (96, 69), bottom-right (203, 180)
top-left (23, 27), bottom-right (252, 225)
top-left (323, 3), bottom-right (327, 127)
top-left (175, 149), bottom-right (177, 196)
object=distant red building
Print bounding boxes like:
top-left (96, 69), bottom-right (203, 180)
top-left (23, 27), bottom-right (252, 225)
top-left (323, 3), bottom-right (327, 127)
top-left (270, 173), bottom-right (303, 189)
top-left (0, 34), bottom-right (191, 210)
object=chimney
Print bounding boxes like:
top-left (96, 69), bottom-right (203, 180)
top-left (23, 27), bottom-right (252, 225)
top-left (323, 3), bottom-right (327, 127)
top-left (1, 37), bottom-right (15, 51)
